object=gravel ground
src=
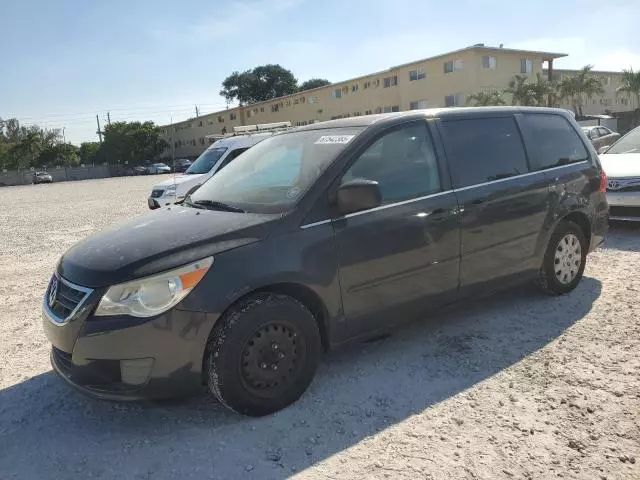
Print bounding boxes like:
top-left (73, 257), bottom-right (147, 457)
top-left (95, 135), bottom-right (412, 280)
top-left (0, 176), bottom-right (638, 480)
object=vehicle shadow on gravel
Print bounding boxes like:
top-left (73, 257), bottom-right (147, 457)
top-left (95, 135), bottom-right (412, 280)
top-left (0, 276), bottom-right (602, 479)
top-left (604, 222), bottom-right (640, 252)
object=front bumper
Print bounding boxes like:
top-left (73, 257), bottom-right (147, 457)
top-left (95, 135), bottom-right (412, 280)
top-left (43, 288), bottom-right (218, 400)
top-left (606, 191), bottom-right (640, 221)
top-left (148, 194), bottom-right (179, 210)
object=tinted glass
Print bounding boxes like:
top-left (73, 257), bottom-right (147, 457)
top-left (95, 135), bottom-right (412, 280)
top-left (341, 123), bottom-right (440, 204)
top-left (606, 126), bottom-right (640, 154)
top-left (597, 127), bottom-right (610, 136)
top-left (218, 147), bottom-right (250, 171)
top-left (191, 128), bottom-right (363, 213)
top-left (439, 117), bottom-right (528, 188)
top-left (186, 147), bottom-right (227, 174)
top-left (519, 114), bottom-right (589, 170)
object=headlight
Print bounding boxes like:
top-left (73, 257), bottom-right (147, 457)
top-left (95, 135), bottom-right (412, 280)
top-left (165, 184), bottom-right (177, 191)
top-left (94, 257), bottom-right (213, 318)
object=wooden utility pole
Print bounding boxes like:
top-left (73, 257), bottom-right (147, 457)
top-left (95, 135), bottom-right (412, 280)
top-left (96, 115), bottom-right (103, 143)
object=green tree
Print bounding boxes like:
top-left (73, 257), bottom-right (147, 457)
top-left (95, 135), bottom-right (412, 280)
top-left (101, 121), bottom-right (168, 165)
top-left (79, 142), bottom-right (101, 164)
top-left (220, 64), bottom-right (298, 104)
top-left (298, 78), bottom-right (331, 92)
top-left (530, 73), bottom-right (555, 107)
top-left (505, 75), bottom-right (536, 106)
top-left (466, 90), bottom-right (507, 106)
top-left (38, 143), bottom-right (79, 167)
top-left (616, 67), bottom-right (640, 110)
top-left (558, 65), bottom-right (604, 117)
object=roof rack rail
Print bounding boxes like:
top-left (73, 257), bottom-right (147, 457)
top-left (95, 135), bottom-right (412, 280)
top-left (231, 121), bottom-right (292, 135)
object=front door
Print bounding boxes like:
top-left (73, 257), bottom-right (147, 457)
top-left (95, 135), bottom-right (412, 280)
top-left (331, 121), bottom-right (460, 338)
top-left (437, 115), bottom-right (552, 293)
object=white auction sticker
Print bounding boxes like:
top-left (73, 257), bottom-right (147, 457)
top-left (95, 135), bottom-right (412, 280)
top-left (314, 135), bottom-right (355, 145)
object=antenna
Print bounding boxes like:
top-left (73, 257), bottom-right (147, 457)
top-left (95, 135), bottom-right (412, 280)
top-left (171, 116), bottom-right (176, 201)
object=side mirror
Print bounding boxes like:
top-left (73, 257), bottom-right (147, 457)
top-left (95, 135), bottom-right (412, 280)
top-left (337, 179), bottom-right (382, 215)
top-left (597, 145), bottom-right (609, 155)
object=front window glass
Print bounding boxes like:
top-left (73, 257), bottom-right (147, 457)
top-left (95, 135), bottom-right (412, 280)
top-left (185, 147), bottom-right (228, 174)
top-left (190, 128), bottom-right (363, 213)
top-left (606, 127), bottom-right (640, 154)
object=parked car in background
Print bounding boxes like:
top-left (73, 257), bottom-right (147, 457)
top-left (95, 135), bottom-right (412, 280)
top-left (148, 122), bottom-right (292, 209)
top-left (146, 163), bottom-right (171, 175)
top-left (133, 166), bottom-right (147, 175)
top-left (33, 171), bottom-right (53, 184)
top-left (599, 125), bottom-right (640, 221)
top-left (582, 126), bottom-right (620, 151)
top-left (171, 158), bottom-right (192, 173)
top-left (43, 108), bottom-right (607, 416)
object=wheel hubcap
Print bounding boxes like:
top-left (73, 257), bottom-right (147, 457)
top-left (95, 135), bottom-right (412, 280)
top-left (554, 233), bottom-right (582, 285)
top-left (240, 322), bottom-right (302, 397)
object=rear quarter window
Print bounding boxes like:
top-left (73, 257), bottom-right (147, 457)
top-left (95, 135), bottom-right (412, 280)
top-left (519, 114), bottom-right (589, 171)
top-left (439, 117), bottom-right (528, 188)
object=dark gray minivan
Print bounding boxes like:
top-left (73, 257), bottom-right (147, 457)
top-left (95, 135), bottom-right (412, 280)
top-left (43, 107), bottom-right (609, 416)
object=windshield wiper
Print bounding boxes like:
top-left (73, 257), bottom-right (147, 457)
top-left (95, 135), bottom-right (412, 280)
top-left (191, 199), bottom-right (245, 213)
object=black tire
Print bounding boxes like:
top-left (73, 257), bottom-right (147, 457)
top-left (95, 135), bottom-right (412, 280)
top-left (205, 293), bottom-right (321, 416)
top-left (537, 220), bottom-right (587, 295)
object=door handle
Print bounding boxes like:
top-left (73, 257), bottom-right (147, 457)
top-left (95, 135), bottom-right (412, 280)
top-left (471, 199), bottom-right (485, 206)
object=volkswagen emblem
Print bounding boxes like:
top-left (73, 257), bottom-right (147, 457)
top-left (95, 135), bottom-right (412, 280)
top-left (607, 180), bottom-right (620, 191)
top-left (48, 276), bottom-right (58, 308)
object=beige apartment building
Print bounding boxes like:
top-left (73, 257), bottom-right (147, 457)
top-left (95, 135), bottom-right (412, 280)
top-left (162, 44), bottom-right (634, 158)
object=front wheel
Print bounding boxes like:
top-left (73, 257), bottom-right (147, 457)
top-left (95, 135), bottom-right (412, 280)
top-left (537, 220), bottom-right (587, 295)
top-left (205, 293), bottom-right (321, 416)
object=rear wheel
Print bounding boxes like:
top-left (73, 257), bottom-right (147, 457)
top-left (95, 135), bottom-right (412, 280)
top-left (537, 220), bottom-right (587, 295)
top-left (205, 293), bottom-right (321, 416)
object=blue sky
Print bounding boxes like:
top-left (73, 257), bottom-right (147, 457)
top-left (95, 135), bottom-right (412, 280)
top-left (1, 0), bottom-right (639, 144)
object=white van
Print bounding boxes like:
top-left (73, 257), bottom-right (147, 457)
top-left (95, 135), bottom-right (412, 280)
top-left (148, 122), bottom-right (291, 209)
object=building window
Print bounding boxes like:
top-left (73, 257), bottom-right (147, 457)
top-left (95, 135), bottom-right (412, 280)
top-left (332, 89), bottom-right (342, 98)
top-left (410, 99), bottom-right (428, 110)
top-left (294, 98), bottom-right (299, 105)
top-left (352, 84), bottom-right (359, 92)
top-left (218, 116), bottom-right (224, 123)
top-left (353, 112), bottom-right (362, 116)
top-left (271, 104), bottom-right (279, 112)
top-left (229, 113), bottom-right (237, 121)
top-left (409, 67), bottom-right (426, 81)
top-left (520, 58), bottom-right (533, 74)
top-left (308, 96), bottom-right (318, 104)
top-left (373, 79), bottom-right (380, 87)
top-left (364, 81), bottom-right (371, 89)
top-left (260, 107), bottom-right (265, 112)
top-left (365, 109), bottom-right (372, 115)
top-left (199, 138), bottom-right (205, 145)
top-left (342, 86), bottom-right (349, 94)
top-left (604, 76), bottom-right (611, 87)
top-left (382, 105), bottom-right (400, 113)
top-left (383, 75), bottom-right (398, 88)
top-left (247, 110), bottom-right (252, 118)
top-left (286, 100), bottom-right (291, 106)
top-left (482, 55), bottom-right (497, 69)
top-left (375, 107), bottom-right (382, 114)
top-left (444, 60), bottom-right (463, 73)
top-left (198, 120), bottom-right (203, 127)
top-left (444, 94), bottom-right (465, 107)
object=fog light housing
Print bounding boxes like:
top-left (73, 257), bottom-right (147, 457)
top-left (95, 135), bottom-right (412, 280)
top-left (120, 358), bottom-right (154, 386)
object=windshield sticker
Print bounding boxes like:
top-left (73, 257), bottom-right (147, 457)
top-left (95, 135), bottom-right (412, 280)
top-left (286, 186), bottom-right (301, 198)
top-left (314, 135), bottom-right (355, 145)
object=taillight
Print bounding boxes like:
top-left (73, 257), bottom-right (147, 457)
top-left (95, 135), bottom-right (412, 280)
top-left (599, 169), bottom-right (607, 192)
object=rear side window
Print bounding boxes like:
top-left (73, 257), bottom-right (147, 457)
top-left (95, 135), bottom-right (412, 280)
top-left (519, 114), bottom-right (589, 171)
top-left (439, 117), bottom-right (528, 188)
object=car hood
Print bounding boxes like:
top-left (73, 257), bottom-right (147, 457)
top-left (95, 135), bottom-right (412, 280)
top-left (153, 174), bottom-right (204, 189)
top-left (58, 207), bottom-right (275, 288)
top-left (599, 153), bottom-right (640, 178)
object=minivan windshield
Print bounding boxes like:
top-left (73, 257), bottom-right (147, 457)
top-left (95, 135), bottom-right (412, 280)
top-left (605, 126), bottom-right (640, 154)
top-left (189, 127), bottom-right (363, 213)
top-left (185, 147), bottom-right (228, 174)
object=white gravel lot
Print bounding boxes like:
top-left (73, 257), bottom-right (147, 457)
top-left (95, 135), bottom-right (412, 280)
top-left (0, 176), bottom-right (638, 480)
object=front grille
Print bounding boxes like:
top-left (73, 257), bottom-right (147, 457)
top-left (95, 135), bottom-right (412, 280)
top-left (151, 189), bottom-right (164, 198)
top-left (46, 275), bottom-right (92, 322)
top-left (609, 206), bottom-right (640, 218)
top-left (607, 177), bottom-right (640, 193)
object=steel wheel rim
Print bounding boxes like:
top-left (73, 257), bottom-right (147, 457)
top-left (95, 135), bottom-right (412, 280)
top-left (554, 233), bottom-right (582, 285)
top-left (239, 321), bottom-right (305, 399)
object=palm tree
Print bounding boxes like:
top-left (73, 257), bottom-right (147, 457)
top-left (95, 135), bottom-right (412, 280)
top-left (505, 75), bottom-right (535, 106)
top-left (466, 90), bottom-right (507, 106)
top-left (558, 65), bottom-right (604, 117)
top-left (529, 73), bottom-right (555, 107)
top-left (616, 68), bottom-right (640, 110)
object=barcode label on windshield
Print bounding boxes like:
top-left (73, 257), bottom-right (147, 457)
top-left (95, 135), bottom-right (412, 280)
top-left (315, 135), bottom-right (355, 145)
